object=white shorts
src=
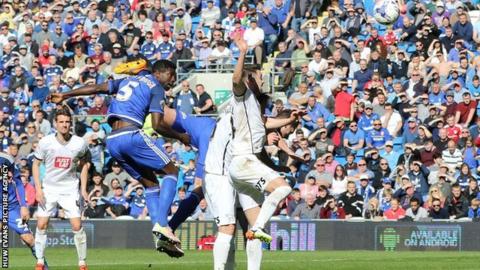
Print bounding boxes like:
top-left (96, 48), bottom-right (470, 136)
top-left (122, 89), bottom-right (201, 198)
top-left (203, 173), bottom-right (236, 226)
top-left (36, 191), bottom-right (81, 219)
top-left (229, 154), bottom-right (281, 194)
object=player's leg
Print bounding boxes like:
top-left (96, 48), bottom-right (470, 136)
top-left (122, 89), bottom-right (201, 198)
top-left (168, 178), bottom-right (204, 232)
top-left (60, 193), bottom-right (87, 269)
top-left (34, 216), bottom-right (50, 269)
top-left (133, 131), bottom-right (180, 242)
top-left (230, 155), bottom-right (291, 242)
top-left (35, 194), bottom-right (57, 269)
top-left (204, 174), bottom-right (236, 270)
top-left (239, 193), bottom-right (264, 270)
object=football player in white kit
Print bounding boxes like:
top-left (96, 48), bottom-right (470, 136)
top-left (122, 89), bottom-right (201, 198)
top-left (227, 36), bottom-right (300, 258)
top-left (32, 107), bottom-right (90, 270)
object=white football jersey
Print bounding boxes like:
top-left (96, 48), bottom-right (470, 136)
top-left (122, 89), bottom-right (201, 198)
top-left (205, 108), bottom-right (233, 176)
top-left (34, 134), bottom-right (88, 193)
top-left (230, 88), bottom-right (265, 156)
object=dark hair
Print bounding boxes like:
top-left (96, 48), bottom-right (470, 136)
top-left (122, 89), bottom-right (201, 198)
top-left (334, 165), bottom-right (346, 179)
top-left (410, 197), bottom-right (420, 205)
top-left (432, 198), bottom-right (441, 204)
top-left (292, 188), bottom-right (300, 193)
top-left (451, 183), bottom-right (461, 189)
top-left (54, 106), bottom-right (72, 121)
top-left (152, 59), bottom-right (176, 72)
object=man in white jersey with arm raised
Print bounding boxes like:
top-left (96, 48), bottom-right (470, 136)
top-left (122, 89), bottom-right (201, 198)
top-left (32, 106), bottom-right (90, 270)
top-left (228, 35), bottom-right (298, 244)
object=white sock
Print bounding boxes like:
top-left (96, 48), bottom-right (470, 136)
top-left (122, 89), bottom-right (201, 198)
top-left (73, 227), bottom-right (87, 266)
top-left (213, 232), bottom-right (233, 270)
top-left (253, 186), bottom-right (291, 231)
top-left (246, 239), bottom-right (262, 270)
top-left (225, 236), bottom-right (236, 270)
top-left (34, 228), bottom-right (47, 264)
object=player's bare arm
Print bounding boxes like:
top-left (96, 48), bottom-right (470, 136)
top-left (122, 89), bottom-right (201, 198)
top-left (49, 82), bottom-right (110, 103)
top-left (232, 35), bottom-right (248, 96)
top-left (265, 109), bottom-right (305, 130)
top-left (80, 160), bottom-right (90, 203)
top-left (151, 111), bottom-right (191, 145)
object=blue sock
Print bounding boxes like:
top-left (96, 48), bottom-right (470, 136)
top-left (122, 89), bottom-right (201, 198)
top-left (169, 192), bottom-right (201, 232)
top-left (145, 186), bottom-right (161, 226)
top-left (158, 175), bottom-right (177, 227)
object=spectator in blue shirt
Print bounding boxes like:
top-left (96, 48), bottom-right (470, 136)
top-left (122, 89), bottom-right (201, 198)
top-left (257, 3), bottom-right (279, 55)
top-left (105, 186), bottom-right (129, 218)
top-left (303, 96), bottom-right (331, 130)
top-left (403, 117), bottom-right (420, 144)
top-left (140, 31), bottom-right (158, 62)
top-left (452, 13), bottom-right (473, 43)
top-left (174, 80), bottom-right (198, 115)
top-left (467, 198), bottom-right (480, 219)
top-left (157, 33), bottom-right (175, 60)
top-left (31, 77), bottom-right (49, 105)
top-left (366, 119), bottom-right (391, 149)
top-left (343, 120), bottom-right (365, 153)
top-left (126, 185), bottom-right (147, 219)
top-left (358, 101), bottom-right (379, 132)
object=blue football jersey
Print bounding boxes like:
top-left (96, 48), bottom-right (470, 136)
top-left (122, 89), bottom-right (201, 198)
top-left (107, 73), bottom-right (165, 127)
top-left (0, 152), bottom-right (26, 210)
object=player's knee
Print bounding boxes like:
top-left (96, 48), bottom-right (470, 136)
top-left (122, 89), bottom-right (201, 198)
top-left (36, 228), bottom-right (47, 235)
top-left (218, 224), bottom-right (236, 235)
top-left (36, 222), bottom-right (48, 231)
top-left (21, 233), bottom-right (35, 247)
top-left (265, 178), bottom-right (291, 193)
top-left (73, 227), bottom-right (84, 234)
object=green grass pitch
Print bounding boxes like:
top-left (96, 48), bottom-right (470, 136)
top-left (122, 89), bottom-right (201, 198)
top-left (6, 248), bottom-right (479, 269)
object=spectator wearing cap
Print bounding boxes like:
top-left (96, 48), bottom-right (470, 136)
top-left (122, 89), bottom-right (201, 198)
top-left (0, 88), bottom-right (14, 113)
top-left (157, 32), bottom-right (175, 60)
top-left (358, 101), bottom-right (379, 133)
top-left (337, 181), bottom-right (364, 218)
top-left (172, 7), bottom-right (193, 38)
top-left (343, 120), bottom-right (365, 153)
top-left (357, 174), bottom-right (376, 207)
top-left (18, 44), bottom-right (34, 70)
top-left (200, 0), bottom-right (221, 28)
top-left (402, 117), bottom-right (419, 144)
top-left (408, 160), bottom-right (431, 199)
top-left (243, 17), bottom-right (265, 65)
top-left (105, 161), bottom-right (136, 188)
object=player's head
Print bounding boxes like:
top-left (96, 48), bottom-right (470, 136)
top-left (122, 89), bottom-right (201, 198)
top-left (152, 60), bottom-right (176, 87)
top-left (275, 109), bottom-right (298, 137)
top-left (54, 106), bottom-right (72, 135)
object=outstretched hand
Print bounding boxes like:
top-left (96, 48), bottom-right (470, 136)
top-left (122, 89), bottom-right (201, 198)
top-left (234, 34), bottom-right (248, 53)
top-left (49, 93), bottom-right (65, 104)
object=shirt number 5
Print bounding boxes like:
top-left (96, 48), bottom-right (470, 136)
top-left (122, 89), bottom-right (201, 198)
top-left (117, 81), bottom-right (139, 101)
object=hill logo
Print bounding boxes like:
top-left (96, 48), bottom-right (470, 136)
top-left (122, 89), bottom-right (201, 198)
top-left (270, 222), bottom-right (316, 251)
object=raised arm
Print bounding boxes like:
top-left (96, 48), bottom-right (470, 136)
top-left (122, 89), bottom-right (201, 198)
top-left (232, 35), bottom-right (248, 96)
top-left (50, 82), bottom-right (110, 103)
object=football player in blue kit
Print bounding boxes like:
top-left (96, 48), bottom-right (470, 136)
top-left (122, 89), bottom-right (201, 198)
top-left (50, 60), bottom-right (189, 254)
top-left (0, 152), bottom-right (48, 267)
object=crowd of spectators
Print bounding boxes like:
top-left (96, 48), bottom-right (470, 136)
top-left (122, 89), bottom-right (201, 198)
top-left (3, 0), bottom-right (480, 222)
